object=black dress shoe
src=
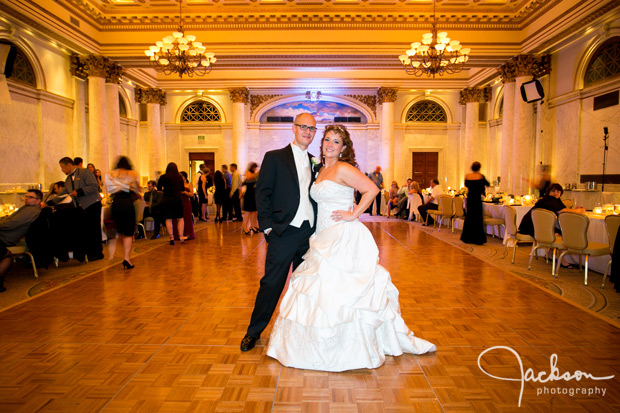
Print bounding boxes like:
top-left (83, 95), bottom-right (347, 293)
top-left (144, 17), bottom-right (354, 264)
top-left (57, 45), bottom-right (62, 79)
top-left (240, 334), bottom-right (259, 351)
top-left (88, 254), bottom-right (105, 262)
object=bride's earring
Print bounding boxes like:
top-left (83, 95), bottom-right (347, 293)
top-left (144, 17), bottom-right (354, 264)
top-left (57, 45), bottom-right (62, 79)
top-left (339, 152), bottom-right (342, 158)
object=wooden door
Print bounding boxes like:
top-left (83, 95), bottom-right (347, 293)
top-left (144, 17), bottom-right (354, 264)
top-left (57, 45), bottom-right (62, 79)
top-left (189, 152), bottom-right (215, 184)
top-left (411, 152), bottom-right (438, 187)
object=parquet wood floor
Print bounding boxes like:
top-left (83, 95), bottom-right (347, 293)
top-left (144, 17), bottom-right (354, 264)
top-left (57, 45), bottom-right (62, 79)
top-left (1, 219), bottom-right (619, 412)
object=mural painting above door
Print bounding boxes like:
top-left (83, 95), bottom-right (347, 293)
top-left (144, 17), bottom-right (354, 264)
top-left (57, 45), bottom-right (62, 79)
top-left (260, 101), bottom-right (367, 123)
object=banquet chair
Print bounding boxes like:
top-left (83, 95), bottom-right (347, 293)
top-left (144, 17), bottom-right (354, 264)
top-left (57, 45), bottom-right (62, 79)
top-left (426, 194), bottom-right (450, 229)
top-left (436, 195), bottom-right (455, 231)
top-left (134, 198), bottom-right (146, 240)
top-left (502, 205), bottom-right (535, 264)
top-left (601, 215), bottom-right (620, 289)
top-left (6, 245), bottom-right (38, 279)
top-left (562, 199), bottom-right (574, 209)
top-left (451, 196), bottom-right (465, 233)
top-left (527, 209), bottom-right (564, 276)
top-left (483, 213), bottom-right (505, 238)
top-left (556, 212), bottom-right (610, 285)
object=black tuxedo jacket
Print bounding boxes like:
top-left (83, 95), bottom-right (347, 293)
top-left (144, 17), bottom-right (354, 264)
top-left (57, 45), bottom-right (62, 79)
top-left (256, 144), bottom-right (319, 236)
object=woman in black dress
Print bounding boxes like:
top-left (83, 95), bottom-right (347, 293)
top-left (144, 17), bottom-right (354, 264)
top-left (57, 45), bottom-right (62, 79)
top-left (460, 162), bottom-right (489, 245)
top-left (105, 156), bottom-right (141, 269)
top-left (213, 170), bottom-right (225, 223)
top-left (158, 162), bottom-right (185, 245)
top-left (242, 162), bottom-right (259, 234)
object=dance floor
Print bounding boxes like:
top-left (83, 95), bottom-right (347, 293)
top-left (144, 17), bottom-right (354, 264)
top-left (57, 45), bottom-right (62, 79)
top-left (0, 220), bottom-right (619, 412)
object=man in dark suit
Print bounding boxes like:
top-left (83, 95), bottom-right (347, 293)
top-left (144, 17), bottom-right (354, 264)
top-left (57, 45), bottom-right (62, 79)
top-left (58, 157), bottom-right (104, 261)
top-left (240, 112), bottom-right (319, 351)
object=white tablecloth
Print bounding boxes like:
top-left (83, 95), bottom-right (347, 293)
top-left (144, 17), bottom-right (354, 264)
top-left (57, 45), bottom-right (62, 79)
top-left (565, 191), bottom-right (620, 211)
top-left (454, 203), bottom-right (533, 238)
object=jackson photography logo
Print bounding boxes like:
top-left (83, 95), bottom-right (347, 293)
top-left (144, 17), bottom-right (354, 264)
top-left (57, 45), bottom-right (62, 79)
top-left (478, 346), bottom-right (615, 407)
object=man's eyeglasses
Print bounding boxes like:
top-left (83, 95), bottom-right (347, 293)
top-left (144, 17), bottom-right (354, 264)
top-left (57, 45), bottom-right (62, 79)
top-left (24, 195), bottom-right (38, 200)
top-left (295, 124), bottom-right (317, 133)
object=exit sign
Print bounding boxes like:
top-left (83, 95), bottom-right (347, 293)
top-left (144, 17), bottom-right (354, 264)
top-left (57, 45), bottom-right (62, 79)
top-left (198, 135), bottom-right (205, 140)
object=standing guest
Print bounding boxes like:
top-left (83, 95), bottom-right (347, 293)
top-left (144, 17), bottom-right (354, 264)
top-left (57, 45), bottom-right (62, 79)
top-left (368, 166), bottom-right (384, 215)
top-left (460, 162), bottom-right (490, 245)
top-left (418, 179), bottom-right (444, 226)
top-left (58, 157), bottom-right (104, 261)
top-left (195, 164), bottom-right (207, 220)
top-left (386, 181), bottom-right (400, 218)
top-left (174, 171), bottom-right (195, 241)
top-left (158, 162), bottom-right (185, 245)
top-left (196, 164), bottom-right (213, 222)
top-left (240, 112), bottom-right (319, 352)
top-left (73, 157), bottom-right (83, 169)
top-left (222, 164), bottom-right (232, 221)
top-left (213, 170), bottom-right (225, 223)
top-left (87, 163), bottom-right (96, 174)
top-left (0, 189), bottom-right (42, 292)
top-left (143, 180), bottom-right (163, 239)
top-left (95, 170), bottom-right (104, 192)
top-left (229, 163), bottom-right (243, 222)
top-left (105, 156), bottom-right (141, 269)
top-left (241, 162), bottom-right (259, 234)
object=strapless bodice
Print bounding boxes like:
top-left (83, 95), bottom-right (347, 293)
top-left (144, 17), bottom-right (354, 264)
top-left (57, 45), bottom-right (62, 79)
top-left (310, 180), bottom-right (355, 233)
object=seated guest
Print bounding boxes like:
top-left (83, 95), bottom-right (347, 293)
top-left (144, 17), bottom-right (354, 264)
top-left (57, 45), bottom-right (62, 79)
top-left (143, 180), bottom-right (163, 239)
top-left (407, 181), bottom-right (425, 221)
top-left (44, 181), bottom-right (73, 209)
top-left (0, 189), bottom-right (43, 292)
top-left (393, 178), bottom-right (413, 219)
top-left (518, 183), bottom-right (585, 237)
top-left (386, 181), bottom-right (400, 218)
top-left (418, 179), bottom-right (444, 225)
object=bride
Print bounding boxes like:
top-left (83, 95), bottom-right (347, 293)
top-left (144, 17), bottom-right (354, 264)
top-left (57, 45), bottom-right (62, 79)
top-left (267, 124), bottom-right (436, 371)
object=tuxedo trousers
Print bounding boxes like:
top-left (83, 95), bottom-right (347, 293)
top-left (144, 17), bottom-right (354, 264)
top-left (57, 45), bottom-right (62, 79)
top-left (247, 221), bottom-right (314, 338)
top-left (83, 201), bottom-right (103, 259)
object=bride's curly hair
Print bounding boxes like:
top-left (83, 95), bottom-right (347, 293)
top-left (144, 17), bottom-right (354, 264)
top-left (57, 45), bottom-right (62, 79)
top-left (320, 124), bottom-right (358, 168)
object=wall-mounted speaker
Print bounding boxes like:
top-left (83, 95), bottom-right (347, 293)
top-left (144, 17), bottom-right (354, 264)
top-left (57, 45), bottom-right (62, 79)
top-left (520, 79), bottom-right (544, 103)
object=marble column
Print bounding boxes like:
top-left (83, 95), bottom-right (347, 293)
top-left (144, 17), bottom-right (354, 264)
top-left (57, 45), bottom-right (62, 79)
top-left (105, 62), bottom-right (123, 165)
top-left (498, 62), bottom-right (516, 194)
top-left (377, 87), bottom-right (398, 184)
top-left (69, 56), bottom-right (87, 159)
top-left (84, 55), bottom-right (109, 175)
top-left (511, 54), bottom-right (551, 195)
top-left (459, 87), bottom-right (491, 176)
top-left (229, 88), bottom-right (249, 168)
top-left (136, 88), bottom-right (166, 178)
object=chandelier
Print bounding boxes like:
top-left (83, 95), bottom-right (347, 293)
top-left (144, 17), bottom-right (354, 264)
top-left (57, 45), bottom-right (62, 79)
top-left (144, 1), bottom-right (216, 77)
top-left (399, 0), bottom-right (470, 77)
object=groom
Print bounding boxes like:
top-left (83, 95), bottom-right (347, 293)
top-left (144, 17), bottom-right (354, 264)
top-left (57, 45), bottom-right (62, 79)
top-left (240, 112), bottom-right (319, 351)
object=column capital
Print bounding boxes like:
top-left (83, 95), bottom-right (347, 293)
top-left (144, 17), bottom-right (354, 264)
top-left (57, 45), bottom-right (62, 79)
top-left (345, 94), bottom-right (377, 117)
top-left (498, 54), bottom-right (551, 82)
top-left (229, 87), bottom-right (249, 103)
top-left (71, 54), bottom-right (124, 82)
top-left (459, 87), bottom-right (491, 105)
top-left (377, 87), bottom-right (398, 104)
top-left (70, 54), bottom-right (88, 79)
top-left (135, 87), bottom-right (166, 105)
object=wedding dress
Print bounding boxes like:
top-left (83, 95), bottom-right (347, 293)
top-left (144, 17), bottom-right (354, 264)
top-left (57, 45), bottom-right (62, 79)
top-left (267, 180), bottom-right (436, 371)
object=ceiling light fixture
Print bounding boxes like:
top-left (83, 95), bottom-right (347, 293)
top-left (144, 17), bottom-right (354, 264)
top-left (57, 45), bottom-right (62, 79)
top-left (399, 0), bottom-right (470, 77)
top-left (144, 0), bottom-right (216, 77)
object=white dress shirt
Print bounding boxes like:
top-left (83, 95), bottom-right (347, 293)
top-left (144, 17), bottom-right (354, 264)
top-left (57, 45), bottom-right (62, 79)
top-left (289, 143), bottom-right (314, 228)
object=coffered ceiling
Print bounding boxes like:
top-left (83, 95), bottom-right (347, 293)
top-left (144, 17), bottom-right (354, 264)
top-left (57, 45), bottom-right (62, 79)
top-left (1, 0), bottom-right (618, 89)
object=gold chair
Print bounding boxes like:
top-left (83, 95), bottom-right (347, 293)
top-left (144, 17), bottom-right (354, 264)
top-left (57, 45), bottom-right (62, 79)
top-left (527, 209), bottom-right (564, 276)
top-left (561, 199), bottom-right (574, 209)
top-left (601, 215), bottom-right (620, 289)
top-left (134, 198), bottom-right (146, 240)
top-left (6, 245), bottom-right (38, 279)
top-left (483, 212), bottom-right (505, 238)
top-left (556, 212), bottom-right (611, 285)
top-left (426, 194), bottom-right (449, 228)
top-left (502, 205), bottom-right (535, 264)
top-left (451, 196), bottom-right (465, 233)
top-left (436, 195), bottom-right (454, 231)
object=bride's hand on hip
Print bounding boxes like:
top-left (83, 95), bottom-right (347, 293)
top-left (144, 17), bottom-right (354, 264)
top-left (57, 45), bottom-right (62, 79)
top-left (332, 210), bottom-right (355, 222)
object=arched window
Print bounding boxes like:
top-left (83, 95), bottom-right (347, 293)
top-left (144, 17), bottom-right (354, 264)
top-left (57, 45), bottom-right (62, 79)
top-left (0, 41), bottom-right (36, 87)
top-left (181, 100), bottom-right (221, 122)
top-left (119, 93), bottom-right (127, 118)
top-left (406, 100), bottom-right (447, 122)
top-left (584, 37), bottom-right (620, 86)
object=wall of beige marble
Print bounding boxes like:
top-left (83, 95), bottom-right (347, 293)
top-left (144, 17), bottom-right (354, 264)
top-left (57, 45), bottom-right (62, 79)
top-left (1, 15), bottom-right (619, 194)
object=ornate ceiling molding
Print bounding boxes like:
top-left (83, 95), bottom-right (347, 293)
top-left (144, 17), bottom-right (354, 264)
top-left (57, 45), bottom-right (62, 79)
top-left (136, 87), bottom-right (166, 105)
top-left (458, 87), bottom-right (491, 105)
top-left (249, 94), bottom-right (281, 116)
top-left (345, 94), bottom-right (377, 117)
